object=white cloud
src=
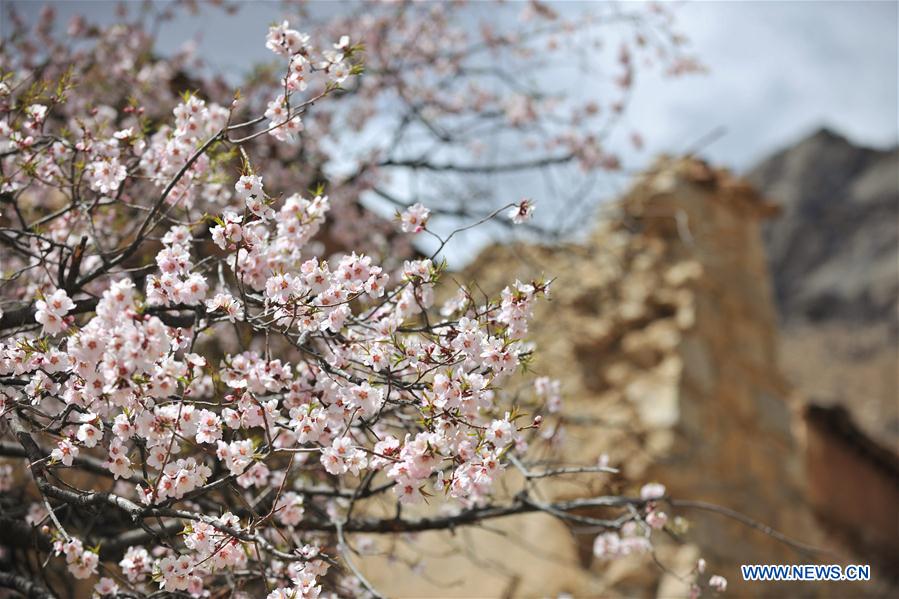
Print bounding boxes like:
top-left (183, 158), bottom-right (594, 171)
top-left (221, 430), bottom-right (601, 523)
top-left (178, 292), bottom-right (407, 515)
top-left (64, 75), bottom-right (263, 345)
top-left (621, 1), bottom-right (898, 170)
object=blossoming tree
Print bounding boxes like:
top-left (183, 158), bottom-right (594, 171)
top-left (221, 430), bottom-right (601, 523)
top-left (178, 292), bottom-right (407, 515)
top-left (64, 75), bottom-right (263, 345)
top-left (0, 3), bottom-right (731, 598)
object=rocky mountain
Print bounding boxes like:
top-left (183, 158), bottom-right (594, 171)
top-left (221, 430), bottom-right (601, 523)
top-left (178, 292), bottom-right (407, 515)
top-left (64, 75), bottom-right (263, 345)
top-left (747, 129), bottom-right (899, 445)
top-left (748, 127), bottom-right (898, 325)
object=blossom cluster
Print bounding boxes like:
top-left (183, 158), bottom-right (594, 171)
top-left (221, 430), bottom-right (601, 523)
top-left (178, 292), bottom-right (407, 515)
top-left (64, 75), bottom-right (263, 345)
top-left (0, 4), bottom-right (707, 597)
top-left (0, 17), bottom-right (565, 596)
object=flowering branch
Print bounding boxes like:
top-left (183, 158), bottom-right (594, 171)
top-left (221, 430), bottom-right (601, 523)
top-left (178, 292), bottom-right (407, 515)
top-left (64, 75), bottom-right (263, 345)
top-left (0, 5), bottom-right (731, 598)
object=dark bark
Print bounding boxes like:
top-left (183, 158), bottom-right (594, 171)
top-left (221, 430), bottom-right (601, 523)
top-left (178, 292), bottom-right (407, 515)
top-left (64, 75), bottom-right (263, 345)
top-left (0, 570), bottom-right (55, 599)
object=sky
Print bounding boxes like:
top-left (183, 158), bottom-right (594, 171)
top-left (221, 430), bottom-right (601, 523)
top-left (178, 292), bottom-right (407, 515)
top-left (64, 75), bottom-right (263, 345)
top-left (7, 0), bottom-right (897, 172)
top-left (625, 0), bottom-right (899, 168)
top-left (4, 0), bottom-right (898, 262)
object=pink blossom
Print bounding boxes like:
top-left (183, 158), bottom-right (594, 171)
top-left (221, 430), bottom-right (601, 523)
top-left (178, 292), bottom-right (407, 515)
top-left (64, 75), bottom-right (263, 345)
top-left (593, 532), bottom-right (622, 560)
top-left (235, 174), bottom-right (264, 200)
top-left (56, 538), bottom-right (98, 579)
top-left (266, 21), bottom-right (309, 57)
top-left (508, 198), bottom-right (535, 224)
top-left (399, 203), bottom-right (430, 233)
top-left (51, 438), bottom-right (79, 466)
top-left (87, 158), bottom-right (127, 194)
top-left (35, 289), bottom-right (75, 335)
top-left (275, 491), bottom-right (305, 527)
top-left (640, 482), bottom-right (666, 500)
top-left (94, 577), bottom-right (119, 596)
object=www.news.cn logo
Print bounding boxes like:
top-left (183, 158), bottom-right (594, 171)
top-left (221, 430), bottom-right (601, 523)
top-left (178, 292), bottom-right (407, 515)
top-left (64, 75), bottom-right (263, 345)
top-left (741, 564), bottom-right (871, 582)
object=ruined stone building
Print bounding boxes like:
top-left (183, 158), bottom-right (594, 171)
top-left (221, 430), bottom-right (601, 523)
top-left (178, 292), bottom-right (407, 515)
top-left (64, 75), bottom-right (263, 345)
top-left (359, 155), bottom-right (899, 597)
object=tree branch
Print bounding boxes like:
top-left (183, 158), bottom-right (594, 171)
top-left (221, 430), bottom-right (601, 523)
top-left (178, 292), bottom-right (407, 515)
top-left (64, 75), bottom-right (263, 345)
top-left (377, 153), bottom-right (575, 174)
top-left (0, 571), bottom-right (54, 599)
